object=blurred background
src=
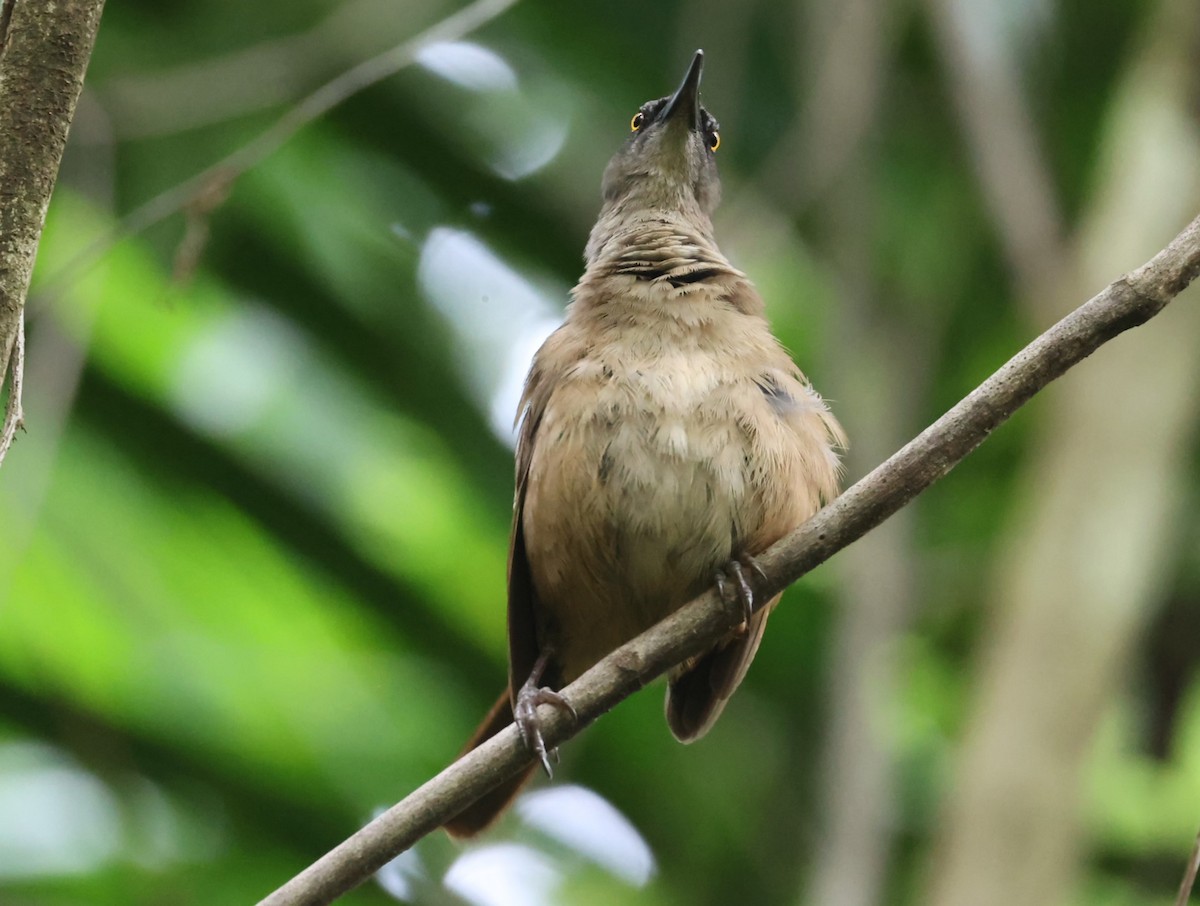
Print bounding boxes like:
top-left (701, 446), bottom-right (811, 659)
top-left (2, 0), bottom-right (1199, 903)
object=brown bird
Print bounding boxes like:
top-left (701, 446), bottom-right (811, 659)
top-left (445, 49), bottom-right (843, 837)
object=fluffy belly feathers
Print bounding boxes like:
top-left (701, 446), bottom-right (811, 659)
top-left (520, 351), bottom-right (778, 679)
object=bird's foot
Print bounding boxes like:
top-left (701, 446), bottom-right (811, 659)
top-left (514, 654), bottom-right (577, 777)
top-left (715, 555), bottom-right (767, 633)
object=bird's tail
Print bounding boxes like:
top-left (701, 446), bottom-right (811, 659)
top-left (665, 593), bottom-right (778, 742)
top-left (443, 690), bottom-right (538, 838)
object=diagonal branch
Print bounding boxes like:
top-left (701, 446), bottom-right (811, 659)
top-left (257, 212), bottom-right (1200, 906)
top-left (40, 0), bottom-right (520, 293)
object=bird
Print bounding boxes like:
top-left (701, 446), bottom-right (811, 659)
top-left (444, 49), bottom-right (844, 838)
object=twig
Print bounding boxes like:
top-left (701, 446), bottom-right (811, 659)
top-left (41, 0), bottom-right (520, 293)
top-left (256, 213), bottom-right (1200, 906)
top-left (1177, 827), bottom-right (1200, 906)
top-left (101, 0), bottom-right (410, 139)
top-left (0, 313), bottom-right (24, 466)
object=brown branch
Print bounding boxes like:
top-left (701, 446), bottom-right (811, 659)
top-left (39, 0), bottom-right (521, 294)
top-left (1177, 827), bottom-right (1200, 906)
top-left (0, 0), bottom-right (106, 470)
top-left (256, 213), bottom-right (1200, 906)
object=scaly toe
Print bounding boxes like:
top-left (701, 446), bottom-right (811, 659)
top-left (514, 684), bottom-right (576, 776)
top-left (716, 558), bottom-right (759, 632)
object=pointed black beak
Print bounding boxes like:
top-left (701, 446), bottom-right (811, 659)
top-left (660, 50), bottom-right (704, 132)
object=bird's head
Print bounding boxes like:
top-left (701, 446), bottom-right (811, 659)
top-left (599, 50), bottom-right (722, 219)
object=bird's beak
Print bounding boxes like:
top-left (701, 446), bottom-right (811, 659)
top-left (660, 50), bottom-right (704, 133)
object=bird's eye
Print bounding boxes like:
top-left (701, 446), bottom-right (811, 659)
top-left (631, 111), bottom-right (645, 132)
top-left (708, 130), bottom-right (720, 152)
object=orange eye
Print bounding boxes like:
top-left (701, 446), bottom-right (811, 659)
top-left (631, 111), bottom-right (645, 131)
top-left (708, 131), bottom-right (720, 151)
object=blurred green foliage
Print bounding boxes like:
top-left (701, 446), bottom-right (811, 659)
top-left (1, 0), bottom-right (1198, 904)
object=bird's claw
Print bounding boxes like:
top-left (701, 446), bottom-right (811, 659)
top-left (514, 682), bottom-right (576, 777)
top-left (715, 555), bottom-right (766, 632)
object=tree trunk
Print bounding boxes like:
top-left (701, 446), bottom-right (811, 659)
top-left (924, 1), bottom-right (1200, 903)
top-left (0, 0), bottom-right (106, 432)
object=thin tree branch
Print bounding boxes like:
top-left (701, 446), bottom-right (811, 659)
top-left (40, 0), bottom-right (520, 294)
top-left (257, 213), bottom-right (1200, 906)
top-left (1177, 827), bottom-right (1200, 906)
top-left (0, 0), bottom-right (106, 470)
top-left (100, 0), bottom-right (408, 139)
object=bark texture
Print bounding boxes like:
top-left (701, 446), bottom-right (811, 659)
top-left (0, 0), bottom-right (106, 392)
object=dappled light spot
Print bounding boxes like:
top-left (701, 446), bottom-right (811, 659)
top-left (0, 743), bottom-right (123, 878)
top-left (375, 845), bottom-right (423, 901)
top-left (417, 227), bottom-right (564, 444)
top-left (444, 842), bottom-right (562, 906)
top-left (416, 41), bottom-right (519, 94)
top-left (488, 111), bottom-right (570, 182)
top-left (415, 41), bottom-right (569, 180)
top-left (417, 786), bottom-right (655, 904)
top-left (170, 305), bottom-right (304, 438)
top-left (517, 784), bottom-right (656, 886)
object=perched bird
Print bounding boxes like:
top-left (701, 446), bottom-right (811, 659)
top-left (445, 50), bottom-right (843, 837)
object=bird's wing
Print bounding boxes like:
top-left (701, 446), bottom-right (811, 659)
top-left (756, 364), bottom-right (846, 506)
top-left (505, 324), bottom-right (580, 703)
top-left (505, 399), bottom-right (542, 705)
